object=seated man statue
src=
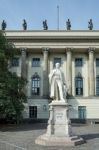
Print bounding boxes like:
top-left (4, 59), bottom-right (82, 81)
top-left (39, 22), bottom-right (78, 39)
top-left (49, 63), bottom-right (67, 102)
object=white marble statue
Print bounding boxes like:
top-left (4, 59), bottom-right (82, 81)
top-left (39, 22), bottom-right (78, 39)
top-left (49, 63), bottom-right (67, 101)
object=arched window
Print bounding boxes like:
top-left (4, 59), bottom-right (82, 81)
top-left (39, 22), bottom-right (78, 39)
top-left (31, 73), bottom-right (40, 96)
top-left (75, 74), bottom-right (83, 96)
top-left (96, 76), bottom-right (99, 95)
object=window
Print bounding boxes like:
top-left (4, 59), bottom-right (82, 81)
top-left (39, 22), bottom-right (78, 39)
top-left (96, 76), bottom-right (99, 95)
top-left (11, 57), bottom-right (19, 67)
top-left (29, 106), bottom-right (37, 118)
top-left (32, 58), bottom-right (40, 67)
top-left (75, 76), bottom-right (83, 96)
top-left (78, 106), bottom-right (86, 119)
top-left (31, 73), bottom-right (40, 96)
top-left (54, 57), bottom-right (61, 67)
top-left (96, 58), bottom-right (99, 67)
top-left (75, 58), bottom-right (83, 67)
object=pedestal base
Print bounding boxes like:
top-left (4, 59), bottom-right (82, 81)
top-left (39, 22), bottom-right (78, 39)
top-left (35, 134), bottom-right (85, 146)
top-left (35, 101), bottom-right (85, 146)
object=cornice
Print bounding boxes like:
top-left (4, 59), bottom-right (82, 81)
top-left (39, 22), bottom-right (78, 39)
top-left (5, 30), bottom-right (99, 41)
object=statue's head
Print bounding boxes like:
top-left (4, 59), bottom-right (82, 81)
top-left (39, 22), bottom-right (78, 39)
top-left (55, 63), bottom-right (60, 69)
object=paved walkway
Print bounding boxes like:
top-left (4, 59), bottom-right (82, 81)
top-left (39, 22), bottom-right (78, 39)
top-left (0, 123), bottom-right (99, 150)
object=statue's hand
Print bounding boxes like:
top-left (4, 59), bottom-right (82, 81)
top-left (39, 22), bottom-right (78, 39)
top-left (49, 79), bottom-right (51, 84)
top-left (49, 74), bottom-right (51, 83)
top-left (49, 77), bottom-right (51, 84)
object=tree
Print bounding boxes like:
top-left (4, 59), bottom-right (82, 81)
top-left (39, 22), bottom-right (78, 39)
top-left (0, 31), bottom-right (27, 124)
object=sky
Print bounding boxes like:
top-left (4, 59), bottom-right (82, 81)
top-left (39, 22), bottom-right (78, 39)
top-left (0, 0), bottom-right (99, 30)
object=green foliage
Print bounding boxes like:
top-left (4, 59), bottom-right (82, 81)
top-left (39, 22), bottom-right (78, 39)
top-left (0, 31), bottom-right (27, 124)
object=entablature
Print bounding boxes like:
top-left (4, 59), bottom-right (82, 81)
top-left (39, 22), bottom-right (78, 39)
top-left (5, 30), bottom-right (99, 40)
top-left (4, 30), bottom-right (99, 53)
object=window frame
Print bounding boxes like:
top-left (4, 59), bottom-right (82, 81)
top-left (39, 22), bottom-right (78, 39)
top-left (96, 58), bottom-right (99, 67)
top-left (29, 106), bottom-right (37, 118)
top-left (75, 58), bottom-right (83, 67)
top-left (75, 75), bottom-right (83, 96)
top-left (11, 57), bottom-right (19, 67)
top-left (78, 106), bottom-right (86, 119)
top-left (31, 73), bottom-right (40, 96)
top-left (32, 58), bottom-right (40, 67)
top-left (96, 76), bottom-right (99, 96)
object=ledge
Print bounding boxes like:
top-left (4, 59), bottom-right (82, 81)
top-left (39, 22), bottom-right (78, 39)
top-left (4, 30), bottom-right (99, 40)
top-left (68, 96), bottom-right (99, 99)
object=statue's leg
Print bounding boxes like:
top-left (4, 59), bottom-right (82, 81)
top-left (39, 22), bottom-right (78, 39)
top-left (50, 81), bottom-right (55, 98)
top-left (57, 81), bottom-right (64, 101)
top-left (55, 81), bottom-right (59, 100)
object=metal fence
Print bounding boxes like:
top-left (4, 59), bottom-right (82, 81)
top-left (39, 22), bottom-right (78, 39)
top-left (0, 140), bottom-right (27, 150)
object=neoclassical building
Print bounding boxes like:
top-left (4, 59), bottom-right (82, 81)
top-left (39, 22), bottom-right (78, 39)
top-left (6, 30), bottom-right (99, 123)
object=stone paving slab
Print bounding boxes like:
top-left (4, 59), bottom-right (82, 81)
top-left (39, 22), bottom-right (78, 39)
top-left (0, 124), bottom-right (99, 150)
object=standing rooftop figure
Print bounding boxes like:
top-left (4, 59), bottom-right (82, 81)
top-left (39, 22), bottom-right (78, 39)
top-left (66, 19), bottom-right (71, 30)
top-left (88, 19), bottom-right (93, 30)
top-left (43, 20), bottom-right (48, 30)
top-left (22, 19), bottom-right (27, 30)
top-left (1, 20), bottom-right (7, 30)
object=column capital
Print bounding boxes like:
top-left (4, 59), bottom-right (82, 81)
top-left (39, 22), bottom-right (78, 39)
top-left (42, 47), bottom-right (49, 53)
top-left (20, 48), bottom-right (27, 54)
top-left (66, 47), bottom-right (72, 53)
top-left (88, 47), bottom-right (95, 53)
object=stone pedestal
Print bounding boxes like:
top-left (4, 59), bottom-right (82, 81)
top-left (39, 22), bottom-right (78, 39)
top-left (35, 101), bottom-right (85, 146)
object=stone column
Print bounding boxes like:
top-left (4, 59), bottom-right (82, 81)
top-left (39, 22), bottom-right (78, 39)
top-left (21, 48), bottom-right (27, 79)
top-left (43, 48), bottom-right (49, 98)
top-left (66, 48), bottom-right (72, 95)
top-left (88, 48), bottom-right (95, 96)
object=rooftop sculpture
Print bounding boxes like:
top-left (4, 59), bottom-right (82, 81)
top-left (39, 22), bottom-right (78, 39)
top-left (22, 19), bottom-right (27, 30)
top-left (43, 20), bottom-right (48, 30)
top-left (0, 19), bottom-right (96, 30)
top-left (1, 20), bottom-right (7, 30)
top-left (66, 19), bottom-right (71, 30)
top-left (88, 19), bottom-right (93, 30)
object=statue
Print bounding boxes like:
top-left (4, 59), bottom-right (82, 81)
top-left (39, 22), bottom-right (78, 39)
top-left (88, 19), bottom-right (93, 30)
top-left (49, 63), bottom-right (67, 101)
top-left (66, 19), bottom-right (71, 30)
top-left (1, 20), bottom-right (7, 30)
top-left (43, 20), bottom-right (48, 30)
top-left (22, 19), bottom-right (27, 30)
top-left (35, 64), bottom-right (85, 146)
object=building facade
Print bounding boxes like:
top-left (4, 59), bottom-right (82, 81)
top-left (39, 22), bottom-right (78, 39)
top-left (6, 30), bottom-right (99, 123)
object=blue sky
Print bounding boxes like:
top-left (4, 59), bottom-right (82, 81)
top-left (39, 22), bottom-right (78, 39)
top-left (0, 0), bottom-right (99, 30)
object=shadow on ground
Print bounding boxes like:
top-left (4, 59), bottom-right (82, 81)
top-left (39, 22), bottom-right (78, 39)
top-left (0, 123), bottom-right (86, 132)
top-left (81, 133), bottom-right (99, 140)
top-left (0, 123), bottom-right (99, 142)
top-left (0, 123), bottom-right (47, 132)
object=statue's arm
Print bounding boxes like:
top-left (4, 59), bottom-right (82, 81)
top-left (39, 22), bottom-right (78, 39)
top-left (49, 70), bottom-right (54, 84)
top-left (61, 71), bottom-right (69, 91)
top-left (61, 71), bottom-right (66, 85)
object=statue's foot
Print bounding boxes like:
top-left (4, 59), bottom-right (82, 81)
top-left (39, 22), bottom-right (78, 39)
top-left (60, 99), bottom-right (65, 102)
top-left (50, 96), bottom-right (54, 100)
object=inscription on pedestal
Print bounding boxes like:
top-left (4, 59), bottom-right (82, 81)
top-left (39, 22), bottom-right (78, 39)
top-left (56, 113), bottom-right (63, 119)
top-left (55, 110), bottom-right (65, 124)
